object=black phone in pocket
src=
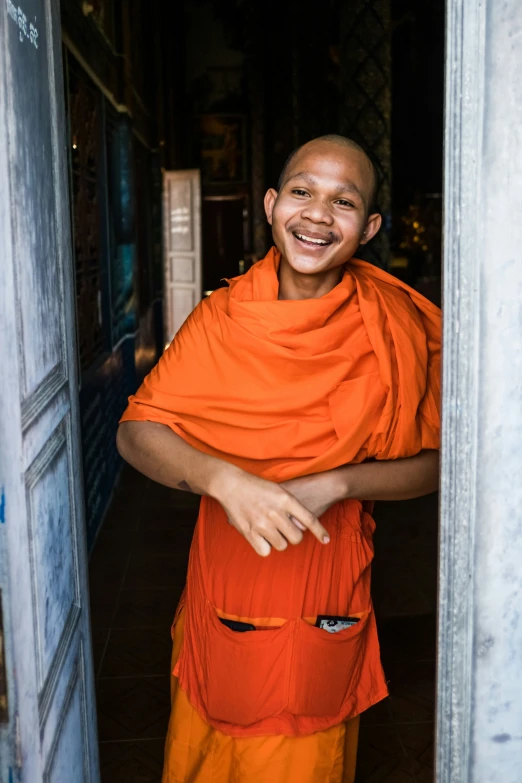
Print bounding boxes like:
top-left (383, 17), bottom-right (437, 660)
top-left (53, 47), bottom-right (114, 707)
top-left (219, 618), bottom-right (256, 632)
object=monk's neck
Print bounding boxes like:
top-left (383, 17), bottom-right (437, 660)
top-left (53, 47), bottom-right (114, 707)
top-left (277, 256), bottom-right (344, 301)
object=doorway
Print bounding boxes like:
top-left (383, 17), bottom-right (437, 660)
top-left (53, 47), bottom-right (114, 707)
top-left (2, 1), bottom-right (522, 782)
top-left (202, 196), bottom-right (248, 293)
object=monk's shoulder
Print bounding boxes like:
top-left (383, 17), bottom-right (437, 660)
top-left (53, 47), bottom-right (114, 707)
top-left (206, 285), bottom-right (230, 305)
top-left (189, 286), bottom-right (229, 321)
top-left (375, 274), bottom-right (417, 312)
top-left (349, 258), bottom-right (441, 320)
top-left (170, 288), bottom-right (228, 345)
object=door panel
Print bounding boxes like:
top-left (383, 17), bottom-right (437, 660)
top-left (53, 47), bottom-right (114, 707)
top-left (0, 1), bottom-right (99, 780)
top-left (8, 3), bottom-right (64, 397)
top-left (163, 169), bottom-right (202, 342)
top-left (202, 196), bottom-right (245, 292)
top-left (27, 425), bottom-right (77, 685)
top-left (43, 662), bottom-right (88, 783)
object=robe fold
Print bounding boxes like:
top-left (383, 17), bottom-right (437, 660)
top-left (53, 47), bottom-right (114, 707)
top-left (120, 247), bottom-right (441, 781)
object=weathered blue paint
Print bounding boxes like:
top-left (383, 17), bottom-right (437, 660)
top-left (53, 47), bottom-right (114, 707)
top-left (0, 488), bottom-right (5, 524)
top-left (106, 113), bottom-right (138, 345)
top-left (0, 0), bottom-right (100, 778)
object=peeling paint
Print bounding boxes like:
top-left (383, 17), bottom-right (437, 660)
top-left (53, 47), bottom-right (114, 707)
top-left (492, 733), bottom-right (512, 743)
top-left (477, 635), bottom-right (495, 657)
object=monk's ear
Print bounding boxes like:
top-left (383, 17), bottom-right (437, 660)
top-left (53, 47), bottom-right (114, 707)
top-left (264, 189), bottom-right (278, 225)
top-left (360, 212), bottom-right (382, 245)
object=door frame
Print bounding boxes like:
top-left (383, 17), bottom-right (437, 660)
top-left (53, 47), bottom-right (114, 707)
top-left (438, 1), bottom-right (522, 781)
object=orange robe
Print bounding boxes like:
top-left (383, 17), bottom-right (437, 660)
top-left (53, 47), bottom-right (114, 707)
top-left (121, 248), bottom-right (441, 781)
top-left (163, 608), bottom-right (361, 783)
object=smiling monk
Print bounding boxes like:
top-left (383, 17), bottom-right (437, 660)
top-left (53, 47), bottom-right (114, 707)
top-left (117, 135), bottom-right (441, 782)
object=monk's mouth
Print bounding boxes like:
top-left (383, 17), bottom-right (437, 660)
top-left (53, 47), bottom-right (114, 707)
top-left (292, 231), bottom-right (334, 249)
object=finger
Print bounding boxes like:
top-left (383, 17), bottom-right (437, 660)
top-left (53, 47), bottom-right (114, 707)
top-left (286, 498), bottom-right (330, 544)
top-left (257, 525), bottom-right (289, 552)
top-left (248, 532), bottom-right (272, 557)
top-left (276, 515), bottom-right (304, 545)
top-left (289, 515), bottom-right (306, 531)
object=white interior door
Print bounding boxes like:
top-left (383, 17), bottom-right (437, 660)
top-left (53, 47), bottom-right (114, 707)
top-left (162, 169), bottom-right (202, 344)
top-left (0, 1), bottom-right (99, 780)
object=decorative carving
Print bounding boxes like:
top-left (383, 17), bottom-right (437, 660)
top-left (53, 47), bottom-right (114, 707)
top-left (134, 139), bottom-right (154, 314)
top-left (105, 107), bottom-right (137, 342)
top-left (244, 2), bottom-right (268, 259)
top-left (86, 0), bottom-right (115, 45)
top-left (66, 55), bottom-right (105, 369)
top-left (340, 0), bottom-right (392, 267)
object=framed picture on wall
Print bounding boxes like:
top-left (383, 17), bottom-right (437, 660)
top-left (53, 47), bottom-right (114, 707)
top-left (193, 114), bottom-right (247, 184)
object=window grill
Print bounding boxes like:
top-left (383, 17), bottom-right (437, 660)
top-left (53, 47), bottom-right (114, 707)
top-left (66, 54), bottom-right (105, 370)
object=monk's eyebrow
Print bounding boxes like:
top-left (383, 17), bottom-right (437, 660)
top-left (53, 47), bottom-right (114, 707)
top-left (286, 172), bottom-right (314, 184)
top-left (333, 182), bottom-right (364, 200)
top-left (286, 172), bottom-right (364, 201)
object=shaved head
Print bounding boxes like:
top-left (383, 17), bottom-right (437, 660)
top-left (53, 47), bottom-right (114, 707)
top-left (265, 132), bottom-right (383, 279)
top-left (278, 134), bottom-right (378, 213)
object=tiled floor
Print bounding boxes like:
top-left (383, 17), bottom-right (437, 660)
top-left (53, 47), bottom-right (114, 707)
top-left (89, 466), bottom-right (438, 782)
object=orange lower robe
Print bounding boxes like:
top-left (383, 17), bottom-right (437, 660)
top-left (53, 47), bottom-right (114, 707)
top-left (120, 248), bottom-right (441, 782)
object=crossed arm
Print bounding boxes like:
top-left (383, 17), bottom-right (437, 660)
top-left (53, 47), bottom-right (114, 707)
top-left (116, 421), bottom-right (439, 557)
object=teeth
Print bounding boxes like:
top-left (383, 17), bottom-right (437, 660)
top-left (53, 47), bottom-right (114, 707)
top-left (296, 233), bottom-right (329, 245)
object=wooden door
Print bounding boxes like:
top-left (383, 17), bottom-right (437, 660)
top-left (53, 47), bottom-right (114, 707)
top-left (202, 196), bottom-right (246, 293)
top-left (162, 169), bottom-right (202, 344)
top-left (0, 2), bottom-right (99, 781)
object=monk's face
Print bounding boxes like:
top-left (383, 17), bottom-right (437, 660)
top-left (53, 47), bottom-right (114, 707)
top-left (264, 142), bottom-right (381, 276)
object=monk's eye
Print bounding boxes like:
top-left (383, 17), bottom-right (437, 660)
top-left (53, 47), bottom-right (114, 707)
top-left (335, 199), bottom-right (356, 208)
top-left (291, 189), bottom-right (309, 197)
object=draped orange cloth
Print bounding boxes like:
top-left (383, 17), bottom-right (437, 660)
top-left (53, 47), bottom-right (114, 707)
top-left (121, 248), bottom-right (441, 779)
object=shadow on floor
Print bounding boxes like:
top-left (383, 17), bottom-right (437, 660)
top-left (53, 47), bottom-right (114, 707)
top-left (89, 466), bottom-right (437, 782)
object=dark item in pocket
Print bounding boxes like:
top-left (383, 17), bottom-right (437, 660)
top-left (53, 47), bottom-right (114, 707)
top-left (315, 615), bottom-right (361, 634)
top-left (219, 618), bottom-right (256, 632)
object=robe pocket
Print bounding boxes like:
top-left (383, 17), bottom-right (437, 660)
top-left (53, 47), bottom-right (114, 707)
top-left (328, 373), bottom-right (386, 446)
top-left (203, 600), bottom-right (293, 726)
top-left (289, 610), bottom-right (371, 717)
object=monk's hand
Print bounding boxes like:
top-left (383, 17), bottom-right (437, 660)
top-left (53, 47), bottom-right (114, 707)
top-left (212, 467), bottom-right (330, 557)
top-left (280, 470), bottom-right (343, 519)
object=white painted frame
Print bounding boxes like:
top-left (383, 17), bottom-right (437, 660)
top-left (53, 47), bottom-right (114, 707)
top-left (438, 1), bottom-right (522, 781)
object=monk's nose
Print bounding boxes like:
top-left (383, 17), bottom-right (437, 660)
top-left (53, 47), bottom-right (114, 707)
top-left (301, 200), bottom-right (334, 225)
